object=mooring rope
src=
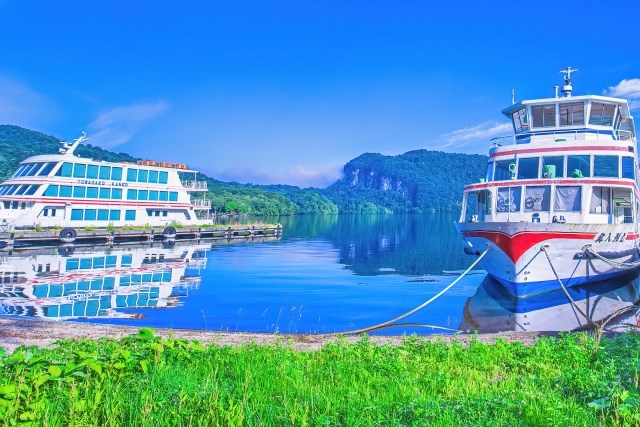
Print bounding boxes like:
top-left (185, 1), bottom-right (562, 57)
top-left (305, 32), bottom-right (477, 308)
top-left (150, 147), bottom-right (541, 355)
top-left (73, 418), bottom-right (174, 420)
top-left (583, 245), bottom-right (640, 269)
top-left (325, 245), bottom-right (491, 336)
top-left (541, 245), bottom-right (596, 327)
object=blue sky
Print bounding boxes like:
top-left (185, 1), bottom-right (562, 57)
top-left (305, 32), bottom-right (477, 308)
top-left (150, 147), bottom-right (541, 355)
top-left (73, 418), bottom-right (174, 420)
top-left (1, 1), bottom-right (639, 187)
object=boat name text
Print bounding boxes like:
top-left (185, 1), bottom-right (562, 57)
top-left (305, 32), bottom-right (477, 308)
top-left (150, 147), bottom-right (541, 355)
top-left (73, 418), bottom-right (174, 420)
top-left (78, 180), bottom-right (129, 187)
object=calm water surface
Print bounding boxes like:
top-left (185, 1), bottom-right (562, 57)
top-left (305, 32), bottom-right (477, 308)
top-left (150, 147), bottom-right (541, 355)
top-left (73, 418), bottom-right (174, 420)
top-left (1, 214), bottom-right (638, 334)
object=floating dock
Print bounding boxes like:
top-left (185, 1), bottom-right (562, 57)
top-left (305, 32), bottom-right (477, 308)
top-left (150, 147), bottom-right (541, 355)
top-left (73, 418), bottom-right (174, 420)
top-left (0, 225), bottom-right (282, 250)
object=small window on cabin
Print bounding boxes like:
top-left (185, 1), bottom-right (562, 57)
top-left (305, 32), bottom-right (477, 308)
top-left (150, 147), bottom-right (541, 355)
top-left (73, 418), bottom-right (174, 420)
top-left (622, 157), bottom-right (634, 179)
top-left (84, 209), bottom-right (97, 221)
top-left (162, 210), bottom-right (168, 217)
top-left (590, 187), bottom-right (611, 214)
top-left (97, 209), bottom-right (109, 221)
top-left (99, 166), bottom-right (111, 180)
top-left (169, 192), bottom-right (178, 202)
top-left (43, 209), bottom-right (48, 217)
top-left (109, 210), bottom-right (121, 221)
top-left (593, 155), bottom-right (619, 178)
top-left (486, 162), bottom-right (494, 182)
top-left (138, 169), bottom-right (148, 183)
top-left (478, 190), bottom-right (492, 215)
top-left (11, 165), bottom-right (26, 178)
top-left (59, 185), bottom-right (72, 197)
top-left (159, 171), bottom-right (169, 184)
top-left (517, 157), bottom-right (539, 179)
top-left (560, 102), bottom-right (585, 126)
top-left (25, 185), bottom-right (39, 196)
top-left (589, 103), bottom-right (616, 126)
top-left (14, 185), bottom-right (28, 196)
top-left (26, 163), bottom-right (43, 176)
top-left (149, 190), bottom-right (159, 201)
top-left (87, 165), bottom-right (99, 179)
top-left (71, 209), bottom-right (84, 221)
top-left (112, 188), bottom-right (123, 199)
top-left (567, 155), bottom-right (590, 178)
top-left (111, 167), bottom-right (123, 180)
top-left (542, 156), bottom-right (564, 178)
top-left (494, 160), bottom-right (515, 181)
top-left (138, 190), bottom-right (148, 201)
top-left (531, 105), bottom-right (556, 128)
top-left (86, 187), bottom-right (98, 199)
top-left (126, 168), bottom-right (137, 182)
top-left (38, 163), bottom-right (55, 176)
top-left (149, 170), bottom-right (159, 183)
top-left (99, 188), bottom-right (111, 199)
top-left (127, 189), bottom-right (137, 200)
top-left (73, 186), bottom-right (86, 198)
top-left (125, 210), bottom-right (136, 221)
top-left (59, 162), bottom-right (73, 177)
top-left (555, 186), bottom-right (581, 211)
top-left (524, 186), bottom-right (551, 212)
top-left (159, 191), bottom-right (169, 201)
top-left (512, 108), bottom-right (528, 132)
top-left (497, 187), bottom-right (521, 213)
top-left (73, 164), bottom-right (86, 178)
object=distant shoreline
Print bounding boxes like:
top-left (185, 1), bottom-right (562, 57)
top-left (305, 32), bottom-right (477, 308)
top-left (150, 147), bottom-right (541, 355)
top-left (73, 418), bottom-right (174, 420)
top-left (0, 317), bottom-right (550, 353)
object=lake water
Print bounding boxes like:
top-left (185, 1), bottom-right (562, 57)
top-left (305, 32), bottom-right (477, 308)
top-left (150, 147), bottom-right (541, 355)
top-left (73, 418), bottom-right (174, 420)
top-left (1, 214), bottom-right (638, 335)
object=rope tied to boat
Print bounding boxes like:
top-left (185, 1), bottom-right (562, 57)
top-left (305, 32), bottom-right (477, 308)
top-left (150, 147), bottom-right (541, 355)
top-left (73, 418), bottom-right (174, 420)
top-left (582, 245), bottom-right (640, 269)
top-left (541, 245), bottom-right (596, 327)
top-left (327, 245), bottom-right (492, 336)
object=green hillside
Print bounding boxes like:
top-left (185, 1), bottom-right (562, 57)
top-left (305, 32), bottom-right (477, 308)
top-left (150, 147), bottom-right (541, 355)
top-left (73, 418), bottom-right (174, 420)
top-left (0, 125), bottom-right (487, 215)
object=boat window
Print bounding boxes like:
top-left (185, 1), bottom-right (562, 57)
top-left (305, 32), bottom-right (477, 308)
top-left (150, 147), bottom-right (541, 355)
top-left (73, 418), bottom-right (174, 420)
top-left (111, 167), bottom-right (123, 181)
top-left (37, 163), bottom-right (55, 176)
top-left (567, 155), bottom-right (590, 178)
top-left (73, 164), bottom-right (86, 178)
top-left (542, 156), bottom-right (564, 178)
top-left (613, 188), bottom-right (633, 223)
top-left (73, 186), bottom-right (86, 198)
top-left (86, 165), bottom-right (99, 179)
top-left (109, 210), bottom-right (121, 221)
top-left (125, 210), bottom-right (136, 221)
top-left (497, 187), bottom-right (521, 212)
top-left (169, 192), bottom-right (178, 202)
top-left (622, 157), bottom-right (634, 179)
top-left (71, 209), bottom-right (84, 221)
top-left (159, 171), bottom-right (169, 184)
top-left (14, 185), bottom-right (28, 196)
top-left (59, 162), bottom-right (73, 177)
top-left (464, 192), bottom-right (478, 221)
top-left (127, 189), bottom-right (137, 200)
top-left (138, 169), bottom-right (148, 183)
top-left (554, 186), bottom-right (581, 211)
top-left (517, 157), bottom-right (539, 179)
top-left (24, 185), bottom-right (39, 196)
top-left (86, 187), bottom-right (98, 199)
top-left (162, 211), bottom-right (168, 217)
top-left (479, 190), bottom-right (492, 215)
top-left (11, 165), bottom-right (26, 178)
top-left (149, 190), bottom-right (159, 201)
top-left (99, 188), bottom-right (111, 199)
top-left (531, 105), bottom-right (556, 128)
top-left (149, 170), bottom-right (159, 183)
top-left (593, 155), bottom-right (619, 178)
top-left (559, 102), bottom-right (584, 126)
top-left (590, 187), bottom-right (611, 213)
top-left (524, 186), bottom-right (550, 212)
top-left (618, 117), bottom-right (635, 141)
top-left (486, 162), bottom-right (494, 182)
top-left (84, 209), bottom-right (97, 221)
top-left (512, 108), bottom-right (529, 132)
top-left (26, 163), bottom-right (44, 176)
top-left (159, 191), bottom-right (169, 201)
top-left (6, 185), bottom-right (19, 195)
top-left (138, 190), bottom-right (148, 201)
top-left (126, 168), bottom-right (137, 182)
top-left (59, 185), bottom-right (72, 197)
top-left (589, 103), bottom-right (615, 126)
top-left (112, 188), bottom-right (123, 199)
top-left (494, 160), bottom-right (515, 181)
top-left (99, 166), bottom-right (111, 180)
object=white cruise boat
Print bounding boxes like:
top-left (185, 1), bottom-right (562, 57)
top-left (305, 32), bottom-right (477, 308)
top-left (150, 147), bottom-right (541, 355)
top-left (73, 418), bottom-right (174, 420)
top-left (457, 68), bottom-right (639, 297)
top-left (0, 134), bottom-right (212, 230)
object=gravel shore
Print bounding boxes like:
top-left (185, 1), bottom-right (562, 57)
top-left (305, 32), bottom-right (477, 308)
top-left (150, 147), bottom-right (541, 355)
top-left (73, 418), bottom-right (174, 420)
top-left (0, 317), bottom-right (551, 353)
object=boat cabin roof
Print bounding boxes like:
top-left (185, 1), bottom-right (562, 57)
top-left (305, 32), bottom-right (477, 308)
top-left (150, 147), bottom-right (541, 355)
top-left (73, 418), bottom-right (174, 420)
top-left (502, 94), bottom-right (632, 120)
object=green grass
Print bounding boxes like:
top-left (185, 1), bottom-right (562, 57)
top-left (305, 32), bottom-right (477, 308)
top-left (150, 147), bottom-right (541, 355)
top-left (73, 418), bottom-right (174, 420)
top-left (0, 330), bottom-right (638, 426)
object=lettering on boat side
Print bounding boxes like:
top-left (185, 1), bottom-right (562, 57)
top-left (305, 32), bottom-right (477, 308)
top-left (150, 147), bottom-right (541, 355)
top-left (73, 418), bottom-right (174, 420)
top-left (593, 233), bottom-right (626, 243)
top-left (78, 179), bottom-right (128, 187)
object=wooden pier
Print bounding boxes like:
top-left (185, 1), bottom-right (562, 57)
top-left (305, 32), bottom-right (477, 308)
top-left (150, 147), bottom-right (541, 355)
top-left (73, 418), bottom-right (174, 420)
top-left (0, 225), bottom-right (282, 249)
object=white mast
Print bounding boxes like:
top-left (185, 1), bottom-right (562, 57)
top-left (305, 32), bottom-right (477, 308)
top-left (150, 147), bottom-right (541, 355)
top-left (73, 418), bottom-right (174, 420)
top-left (560, 66), bottom-right (578, 97)
top-left (59, 132), bottom-right (88, 155)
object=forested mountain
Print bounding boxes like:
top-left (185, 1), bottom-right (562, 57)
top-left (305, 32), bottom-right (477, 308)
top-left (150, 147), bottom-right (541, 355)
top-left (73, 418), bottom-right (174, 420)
top-left (0, 125), bottom-right (487, 215)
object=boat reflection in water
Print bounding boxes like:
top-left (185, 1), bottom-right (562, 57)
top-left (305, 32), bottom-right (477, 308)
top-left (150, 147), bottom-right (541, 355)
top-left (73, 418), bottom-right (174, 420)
top-left (460, 273), bottom-right (640, 333)
top-left (0, 243), bottom-right (207, 320)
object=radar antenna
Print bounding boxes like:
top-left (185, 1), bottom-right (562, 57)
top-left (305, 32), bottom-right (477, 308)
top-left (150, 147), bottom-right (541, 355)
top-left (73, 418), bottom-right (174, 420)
top-left (59, 132), bottom-right (89, 155)
top-left (560, 66), bottom-right (578, 97)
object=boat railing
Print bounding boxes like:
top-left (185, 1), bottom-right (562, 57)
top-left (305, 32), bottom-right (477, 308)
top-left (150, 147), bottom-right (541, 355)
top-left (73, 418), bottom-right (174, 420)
top-left (191, 199), bottom-right (211, 209)
top-left (490, 129), bottom-right (634, 149)
top-left (181, 180), bottom-right (208, 191)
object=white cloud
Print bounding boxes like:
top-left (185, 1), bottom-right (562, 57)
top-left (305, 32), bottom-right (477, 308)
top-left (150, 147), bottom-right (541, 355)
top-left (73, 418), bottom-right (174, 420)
top-left (606, 78), bottom-right (640, 99)
top-left (86, 101), bottom-right (169, 149)
top-left (437, 121), bottom-right (512, 150)
top-left (209, 163), bottom-right (343, 188)
top-left (0, 76), bottom-right (56, 128)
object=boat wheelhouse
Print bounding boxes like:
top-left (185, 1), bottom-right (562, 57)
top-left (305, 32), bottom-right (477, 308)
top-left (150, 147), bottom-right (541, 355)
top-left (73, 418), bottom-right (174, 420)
top-left (0, 134), bottom-right (212, 229)
top-left (457, 68), bottom-right (639, 297)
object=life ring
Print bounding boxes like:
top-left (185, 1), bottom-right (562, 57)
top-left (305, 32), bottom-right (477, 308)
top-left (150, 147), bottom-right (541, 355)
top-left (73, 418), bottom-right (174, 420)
top-left (162, 226), bottom-right (177, 239)
top-left (59, 227), bottom-right (77, 243)
top-left (57, 243), bottom-right (75, 257)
